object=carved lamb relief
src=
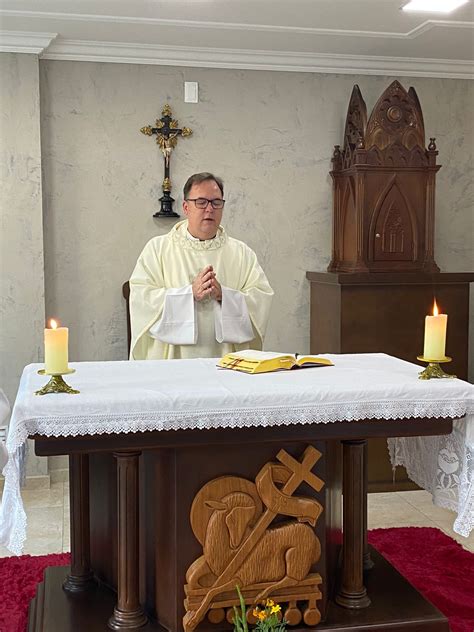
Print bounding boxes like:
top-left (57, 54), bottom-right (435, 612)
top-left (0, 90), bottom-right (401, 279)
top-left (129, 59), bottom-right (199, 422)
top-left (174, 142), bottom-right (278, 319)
top-left (183, 445), bottom-right (325, 630)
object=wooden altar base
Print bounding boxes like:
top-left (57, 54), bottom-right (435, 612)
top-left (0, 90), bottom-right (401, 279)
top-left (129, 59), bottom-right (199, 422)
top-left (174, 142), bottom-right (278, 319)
top-left (28, 548), bottom-right (449, 632)
top-left (30, 418), bottom-right (454, 632)
top-left (28, 566), bottom-right (164, 632)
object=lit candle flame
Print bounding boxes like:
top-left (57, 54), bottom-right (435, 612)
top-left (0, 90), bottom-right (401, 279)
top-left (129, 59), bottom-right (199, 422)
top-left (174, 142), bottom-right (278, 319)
top-left (49, 318), bottom-right (58, 329)
top-left (433, 300), bottom-right (439, 317)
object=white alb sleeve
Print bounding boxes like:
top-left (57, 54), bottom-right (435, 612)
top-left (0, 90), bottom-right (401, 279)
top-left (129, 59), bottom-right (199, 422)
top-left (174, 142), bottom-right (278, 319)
top-left (148, 285), bottom-right (197, 345)
top-left (214, 286), bottom-right (254, 344)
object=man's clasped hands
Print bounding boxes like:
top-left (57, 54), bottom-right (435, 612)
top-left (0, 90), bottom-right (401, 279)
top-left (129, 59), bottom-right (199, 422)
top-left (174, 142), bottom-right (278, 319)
top-left (192, 265), bottom-right (222, 302)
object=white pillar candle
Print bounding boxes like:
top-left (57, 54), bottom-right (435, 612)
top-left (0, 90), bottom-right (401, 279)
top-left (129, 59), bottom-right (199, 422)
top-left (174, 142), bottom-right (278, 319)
top-left (44, 319), bottom-right (69, 373)
top-left (423, 301), bottom-right (447, 361)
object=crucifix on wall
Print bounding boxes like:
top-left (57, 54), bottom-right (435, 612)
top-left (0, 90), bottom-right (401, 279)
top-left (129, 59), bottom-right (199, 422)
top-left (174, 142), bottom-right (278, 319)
top-left (140, 104), bottom-right (193, 218)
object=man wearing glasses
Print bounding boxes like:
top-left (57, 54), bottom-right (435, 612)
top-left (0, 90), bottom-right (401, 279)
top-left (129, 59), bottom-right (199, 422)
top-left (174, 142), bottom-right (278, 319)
top-left (129, 172), bottom-right (273, 360)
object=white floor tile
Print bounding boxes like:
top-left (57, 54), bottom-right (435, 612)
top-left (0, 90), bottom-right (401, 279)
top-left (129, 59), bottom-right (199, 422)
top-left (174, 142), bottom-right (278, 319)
top-left (21, 482), bottom-right (64, 509)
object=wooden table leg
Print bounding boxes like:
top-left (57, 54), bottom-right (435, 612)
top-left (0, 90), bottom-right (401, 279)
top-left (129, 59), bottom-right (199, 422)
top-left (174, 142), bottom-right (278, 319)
top-left (363, 440), bottom-right (374, 571)
top-left (108, 451), bottom-right (148, 630)
top-left (63, 454), bottom-right (96, 592)
top-left (335, 439), bottom-right (371, 609)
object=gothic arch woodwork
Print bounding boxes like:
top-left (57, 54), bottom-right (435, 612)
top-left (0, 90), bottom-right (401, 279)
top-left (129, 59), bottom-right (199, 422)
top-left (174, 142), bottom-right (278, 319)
top-left (329, 80), bottom-right (439, 273)
top-left (343, 85), bottom-right (367, 165)
top-left (365, 80), bottom-right (425, 152)
top-left (369, 176), bottom-right (417, 263)
top-left (341, 179), bottom-right (357, 265)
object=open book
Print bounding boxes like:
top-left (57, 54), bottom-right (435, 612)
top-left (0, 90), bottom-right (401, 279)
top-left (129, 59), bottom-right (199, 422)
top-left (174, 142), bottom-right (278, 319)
top-left (217, 350), bottom-right (334, 374)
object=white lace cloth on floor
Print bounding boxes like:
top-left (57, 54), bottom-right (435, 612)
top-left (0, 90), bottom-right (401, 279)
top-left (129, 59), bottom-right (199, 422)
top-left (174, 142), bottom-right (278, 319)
top-left (1, 353), bottom-right (473, 554)
top-left (388, 415), bottom-right (474, 537)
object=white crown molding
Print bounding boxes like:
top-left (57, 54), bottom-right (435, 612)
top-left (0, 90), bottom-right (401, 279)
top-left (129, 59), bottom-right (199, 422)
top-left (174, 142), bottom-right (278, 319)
top-left (42, 39), bottom-right (474, 80)
top-left (0, 30), bottom-right (57, 54)
top-left (409, 18), bottom-right (474, 37)
top-left (0, 9), bottom-right (473, 40)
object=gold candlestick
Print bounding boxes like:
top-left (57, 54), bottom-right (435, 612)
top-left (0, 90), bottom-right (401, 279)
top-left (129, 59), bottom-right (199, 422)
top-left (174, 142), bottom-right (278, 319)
top-left (35, 368), bottom-right (79, 395)
top-left (417, 356), bottom-right (456, 380)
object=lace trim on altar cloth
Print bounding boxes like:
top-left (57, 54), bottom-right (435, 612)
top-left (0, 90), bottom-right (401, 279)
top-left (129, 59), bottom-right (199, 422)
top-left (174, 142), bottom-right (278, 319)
top-left (7, 398), bottom-right (471, 453)
top-left (388, 416), bottom-right (474, 537)
top-left (170, 219), bottom-right (227, 251)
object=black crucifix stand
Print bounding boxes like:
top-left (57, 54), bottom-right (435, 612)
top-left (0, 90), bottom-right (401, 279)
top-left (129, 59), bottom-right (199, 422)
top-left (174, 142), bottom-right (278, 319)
top-left (140, 104), bottom-right (193, 218)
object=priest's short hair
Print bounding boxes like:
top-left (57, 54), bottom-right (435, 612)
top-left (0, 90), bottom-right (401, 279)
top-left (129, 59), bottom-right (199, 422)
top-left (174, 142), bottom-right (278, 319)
top-left (183, 173), bottom-right (224, 198)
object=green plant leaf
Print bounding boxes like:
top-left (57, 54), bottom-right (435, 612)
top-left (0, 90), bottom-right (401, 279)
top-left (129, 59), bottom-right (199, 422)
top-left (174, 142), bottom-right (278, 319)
top-left (232, 605), bottom-right (243, 632)
top-left (235, 585), bottom-right (249, 632)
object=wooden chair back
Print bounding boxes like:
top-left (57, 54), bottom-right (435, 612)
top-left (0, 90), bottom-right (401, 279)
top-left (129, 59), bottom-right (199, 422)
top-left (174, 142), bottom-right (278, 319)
top-left (122, 281), bottom-right (131, 355)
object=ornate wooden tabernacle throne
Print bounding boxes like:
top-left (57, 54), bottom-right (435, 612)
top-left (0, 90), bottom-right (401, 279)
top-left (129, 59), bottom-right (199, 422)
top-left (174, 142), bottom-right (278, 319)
top-left (328, 80), bottom-right (440, 273)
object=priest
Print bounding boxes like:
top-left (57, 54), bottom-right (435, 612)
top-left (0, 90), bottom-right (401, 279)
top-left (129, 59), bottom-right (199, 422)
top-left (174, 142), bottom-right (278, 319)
top-left (129, 173), bottom-right (274, 360)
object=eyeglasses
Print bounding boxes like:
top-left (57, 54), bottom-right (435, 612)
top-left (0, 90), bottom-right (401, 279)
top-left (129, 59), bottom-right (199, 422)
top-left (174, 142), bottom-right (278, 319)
top-left (186, 198), bottom-right (225, 210)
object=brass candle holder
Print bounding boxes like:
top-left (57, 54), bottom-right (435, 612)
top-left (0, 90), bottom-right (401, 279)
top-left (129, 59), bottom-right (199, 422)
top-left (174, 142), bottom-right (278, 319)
top-left (35, 368), bottom-right (79, 395)
top-left (417, 356), bottom-right (456, 380)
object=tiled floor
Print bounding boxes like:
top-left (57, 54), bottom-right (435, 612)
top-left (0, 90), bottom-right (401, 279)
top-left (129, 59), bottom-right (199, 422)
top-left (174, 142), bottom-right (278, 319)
top-left (0, 483), bottom-right (472, 557)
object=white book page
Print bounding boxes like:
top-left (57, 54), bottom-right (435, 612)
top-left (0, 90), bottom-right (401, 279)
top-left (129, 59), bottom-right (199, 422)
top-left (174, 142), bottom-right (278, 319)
top-left (231, 350), bottom-right (294, 360)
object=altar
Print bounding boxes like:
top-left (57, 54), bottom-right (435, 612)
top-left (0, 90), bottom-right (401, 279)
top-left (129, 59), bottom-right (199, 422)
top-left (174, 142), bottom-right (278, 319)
top-left (2, 353), bottom-right (473, 632)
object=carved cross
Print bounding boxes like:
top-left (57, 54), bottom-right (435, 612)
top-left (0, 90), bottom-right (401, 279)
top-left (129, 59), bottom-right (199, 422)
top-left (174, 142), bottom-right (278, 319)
top-left (140, 104), bottom-right (193, 218)
top-left (276, 446), bottom-right (324, 492)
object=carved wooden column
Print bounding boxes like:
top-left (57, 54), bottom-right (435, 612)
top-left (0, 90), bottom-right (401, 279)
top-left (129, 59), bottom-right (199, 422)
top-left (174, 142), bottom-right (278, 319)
top-left (336, 439), bottom-right (371, 609)
top-left (108, 451), bottom-right (148, 630)
top-left (363, 441), bottom-right (374, 570)
top-left (424, 138), bottom-right (439, 269)
top-left (63, 454), bottom-right (96, 592)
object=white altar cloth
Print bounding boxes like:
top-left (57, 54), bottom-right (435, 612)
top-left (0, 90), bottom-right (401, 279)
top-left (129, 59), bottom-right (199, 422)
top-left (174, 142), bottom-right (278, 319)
top-left (1, 353), bottom-right (473, 554)
top-left (388, 418), bottom-right (474, 537)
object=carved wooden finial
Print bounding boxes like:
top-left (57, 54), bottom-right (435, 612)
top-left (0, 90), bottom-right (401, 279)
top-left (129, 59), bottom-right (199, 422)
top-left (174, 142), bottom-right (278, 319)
top-left (332, 145), bottom-right (342, 170)
top-left (428, 137), bottom-right (437, 151)
top-left (342, 85), bottom-right (367, 160)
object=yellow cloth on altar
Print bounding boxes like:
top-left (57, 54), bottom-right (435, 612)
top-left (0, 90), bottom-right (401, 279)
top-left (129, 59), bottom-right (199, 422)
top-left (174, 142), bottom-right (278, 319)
top-left (129, 220), bottom-right (274, 360)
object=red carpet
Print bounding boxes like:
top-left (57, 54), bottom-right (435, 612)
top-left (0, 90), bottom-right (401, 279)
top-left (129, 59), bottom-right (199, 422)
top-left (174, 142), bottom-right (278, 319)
top-left (368, 527), bottom-right (474, 632)
top-left (0, 528), bottom-right (472, 632)
top-left (0, 552), bottom-right (70, 632)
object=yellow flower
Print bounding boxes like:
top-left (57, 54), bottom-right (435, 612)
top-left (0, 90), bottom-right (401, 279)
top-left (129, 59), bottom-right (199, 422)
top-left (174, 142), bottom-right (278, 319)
top-left (258, 611), bottom-right (267, 621)
top-left (266, 599), bottom-right (275, 607)
top-left (270, 604), bottom-right (281, 614)
top-left (252, 608), bottom-right (260, 618)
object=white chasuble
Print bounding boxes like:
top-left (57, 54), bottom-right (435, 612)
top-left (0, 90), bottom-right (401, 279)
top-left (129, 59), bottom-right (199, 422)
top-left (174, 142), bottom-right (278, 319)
top-left (129, 220), bottom-right (274, 360)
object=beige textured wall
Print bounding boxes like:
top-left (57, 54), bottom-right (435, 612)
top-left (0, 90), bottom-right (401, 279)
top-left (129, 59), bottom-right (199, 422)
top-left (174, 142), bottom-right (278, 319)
top-left (39, 61), bottom-right (473, 372)
top-left (0, 53), bottom-right (47, 476)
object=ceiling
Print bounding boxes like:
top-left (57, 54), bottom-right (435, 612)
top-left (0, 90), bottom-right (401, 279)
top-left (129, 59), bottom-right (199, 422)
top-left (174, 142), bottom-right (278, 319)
top-left (0, 0), bottom-right (473, 78)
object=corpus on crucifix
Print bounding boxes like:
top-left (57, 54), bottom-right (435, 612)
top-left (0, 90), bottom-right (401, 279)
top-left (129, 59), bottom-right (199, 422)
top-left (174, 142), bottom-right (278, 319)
top-left (140, 104), bottom-right (193, 218)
